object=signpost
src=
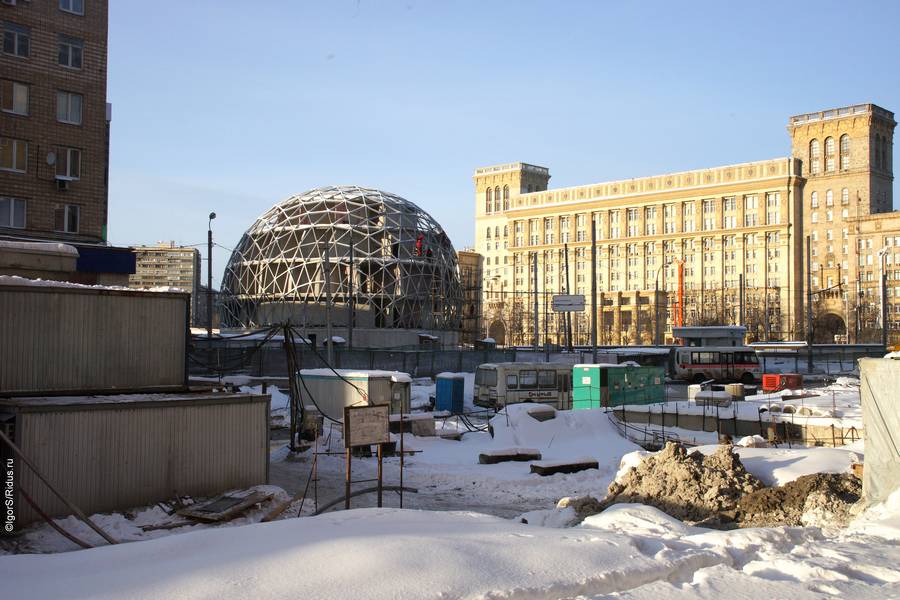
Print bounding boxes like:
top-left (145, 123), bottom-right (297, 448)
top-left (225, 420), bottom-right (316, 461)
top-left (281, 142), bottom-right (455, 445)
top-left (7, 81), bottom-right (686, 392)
top-left (343, 405), bottom-right (390, 509)
top-left (551, 294), bottom-right (586, 313)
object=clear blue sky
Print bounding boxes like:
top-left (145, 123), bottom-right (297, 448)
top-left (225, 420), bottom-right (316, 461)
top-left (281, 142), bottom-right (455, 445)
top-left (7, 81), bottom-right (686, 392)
top-left (107, 0), bottom-right (900, 288)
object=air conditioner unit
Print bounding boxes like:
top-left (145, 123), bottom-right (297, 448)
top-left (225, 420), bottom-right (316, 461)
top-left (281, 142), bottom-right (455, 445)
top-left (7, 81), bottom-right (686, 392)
top-left (55, 176), bottom-right (74, 191)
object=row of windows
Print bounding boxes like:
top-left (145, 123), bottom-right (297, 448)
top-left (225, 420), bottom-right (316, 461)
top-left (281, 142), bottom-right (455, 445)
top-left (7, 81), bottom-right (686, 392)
top-left (810, 188), bottom-right (851, 208)
top-left (0, 196), bottom-right (80, 233)
top-left (808, 135), bottom-right (850, 174)
top-left (1, 79), bottom-right (84, 124)
top-left (3, 21), bottom-right (86, 68)
top-left (0, 137), bottom-right (82, 178)
top-left (484, 185), bottom-right (510, 213)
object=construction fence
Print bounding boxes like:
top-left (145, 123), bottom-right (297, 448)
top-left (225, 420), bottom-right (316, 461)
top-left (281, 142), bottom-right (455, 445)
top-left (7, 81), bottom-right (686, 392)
top-left (190, 339), bottom-right (517, 380)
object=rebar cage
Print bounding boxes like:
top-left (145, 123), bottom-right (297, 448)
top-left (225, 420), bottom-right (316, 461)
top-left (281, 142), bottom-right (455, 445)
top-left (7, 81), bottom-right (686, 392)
top-left (221, 186), bottom-right (463, 331)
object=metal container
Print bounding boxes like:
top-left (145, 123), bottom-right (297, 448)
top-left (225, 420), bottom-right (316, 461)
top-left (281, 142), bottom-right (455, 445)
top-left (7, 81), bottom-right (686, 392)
top-left (573, 364), bottom-right (665, 409)
top-left (0, 282), bottom-right (189, 395)
top-left (297, 369), bottom-right (411, 422)
top-left (2, 391), bottom-right (269, 525)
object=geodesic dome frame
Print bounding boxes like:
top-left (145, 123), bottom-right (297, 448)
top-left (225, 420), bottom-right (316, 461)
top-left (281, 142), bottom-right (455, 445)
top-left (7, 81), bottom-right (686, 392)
top-left (220, 186), bottom-right (463, 331)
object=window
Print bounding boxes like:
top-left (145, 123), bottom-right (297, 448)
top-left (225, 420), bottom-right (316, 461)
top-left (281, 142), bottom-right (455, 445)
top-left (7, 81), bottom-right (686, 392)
top-left (811, 191), bottom-right (818, 208)
top-left (58, 35), bottom-right (84, 69)
top-left (493, 186), bottom-right (500, 212)
top-left (0, 137), bottom-right (27, 172)
top-left (55, 204), bottom-right (80, 233)
top-left (485, 188), bottom-right (492, 213)
top-left (810, 139), bottom-right (820, 174)
top-left (825, 137), bottom-right (835, 172)
top-left (1, 79), bottom-right (28, 115)
top-left (765, 192), bottom-right (780, 225)
top-left (519, 370), bottom-right (537, 389)
top-left (505, 374), bottom-right (518, 390)
top-left (56, 147), bottom-right (81, 179)
top-left (60, 0), bottom-right (85, 14)
top-left (502, 185), bottom-right (509, 211)
top-left (840, 134), bottom-right (850, 170)
top-left (825, 189), bottom-right (833, 207)
top-left (0, 197), bottom-right (25, 229)
top-left (2, 22), bottom-right (30, 58)
top-left (538, 370), bottom-right (556, 389)
top-left (57, 91), bottom-right (83, 124)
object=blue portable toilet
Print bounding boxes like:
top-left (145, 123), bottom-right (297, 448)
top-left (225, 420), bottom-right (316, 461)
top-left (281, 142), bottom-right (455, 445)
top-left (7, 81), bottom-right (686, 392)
top-left (435, 373), bottom-right (465, 414)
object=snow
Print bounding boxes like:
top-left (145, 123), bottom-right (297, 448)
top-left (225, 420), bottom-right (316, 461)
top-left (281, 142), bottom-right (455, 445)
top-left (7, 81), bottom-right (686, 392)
top-left (298, 368), bottom-right (412, 383)
top-left (689, 444), bottom-right (862, 486)
top-left (0, 239), bottom-right (79, 255)
top-left (0, 275), bottom-right (186, 294)
top-left (4, 498), bottom-right (900, 599)
top-left (4, 384), bottom-right (900, 599)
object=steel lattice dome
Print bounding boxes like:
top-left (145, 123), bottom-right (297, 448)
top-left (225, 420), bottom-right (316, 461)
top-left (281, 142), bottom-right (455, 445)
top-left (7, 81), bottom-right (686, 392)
top-left (221, 186), bottom-right (463, 331)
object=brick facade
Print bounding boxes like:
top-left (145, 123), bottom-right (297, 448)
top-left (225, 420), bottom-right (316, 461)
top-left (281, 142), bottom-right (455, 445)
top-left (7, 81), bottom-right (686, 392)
top-left (0, 0), bottom-right (109, 244)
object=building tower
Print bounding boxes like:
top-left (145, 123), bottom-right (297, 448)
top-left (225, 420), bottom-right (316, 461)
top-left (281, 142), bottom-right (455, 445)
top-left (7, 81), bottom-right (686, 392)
top-left (788, 104), bottom-right (896, 341)
top-left (473, 163), bottom-right (550, 343)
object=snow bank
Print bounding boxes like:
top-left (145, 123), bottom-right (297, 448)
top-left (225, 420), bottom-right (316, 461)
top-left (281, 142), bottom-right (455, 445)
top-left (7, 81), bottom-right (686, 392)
top-left (7, 503), bottom-right (899, 599)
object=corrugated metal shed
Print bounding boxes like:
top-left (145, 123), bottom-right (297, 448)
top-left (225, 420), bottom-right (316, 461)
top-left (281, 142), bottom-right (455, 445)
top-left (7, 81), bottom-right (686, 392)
top-left (0, 282), bottom-right (189, 395)
top-left (1, 391), bottom-right (269, 525)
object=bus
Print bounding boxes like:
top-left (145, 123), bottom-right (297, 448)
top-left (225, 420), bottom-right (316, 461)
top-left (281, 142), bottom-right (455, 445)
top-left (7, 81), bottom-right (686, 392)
top-left (672, 346), bottom-right (761, 384)
top-left (473, 362), bottom-right (573, 410)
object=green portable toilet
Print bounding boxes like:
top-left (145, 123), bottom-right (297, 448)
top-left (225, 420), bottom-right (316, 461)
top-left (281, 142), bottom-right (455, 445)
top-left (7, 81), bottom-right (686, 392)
top-left (572, 364), bottom-right (609, 410)
top-left (572, 364), bottom-right (595, 410)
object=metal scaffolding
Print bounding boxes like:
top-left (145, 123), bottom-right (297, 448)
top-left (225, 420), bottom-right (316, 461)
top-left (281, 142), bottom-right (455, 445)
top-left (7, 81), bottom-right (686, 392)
top-left (221, 186), bottom-right (463, 331)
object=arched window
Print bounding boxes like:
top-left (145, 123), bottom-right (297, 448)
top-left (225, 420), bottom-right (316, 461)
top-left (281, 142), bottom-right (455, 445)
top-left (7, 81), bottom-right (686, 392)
top-left (502, 185), bottom-right (510, 210)
top-left (841, 188), bottom-right (849, 205)
top-left (810, 139), bottom-right (820, 174)
top-left (810, 191), bottom-right (818, 208)
top-left (486, 227), bottom-right (491, 239)
top-left (494, 186), bottom-right (501, 212)
top-left (494, 226), bottom-right (499, 238)
top-left (503, 225), bottom-right (508, 237)
top-left (485, 188), bottom-right (492, 213)
top-left (825, 189), bottom-right (833, 207)
top-left (824, 137), bottom-right (835, 172)
top-left (839, 134), bottom-right (850, 170)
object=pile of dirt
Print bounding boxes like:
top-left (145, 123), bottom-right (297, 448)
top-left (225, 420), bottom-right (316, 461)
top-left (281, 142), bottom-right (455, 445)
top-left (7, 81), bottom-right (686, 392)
top-left (589, 442), bottom-right (863, 529)
top-left (598, 442), bottom-right (763, 526)
top-left (738, 472), bottom-right (862, 528)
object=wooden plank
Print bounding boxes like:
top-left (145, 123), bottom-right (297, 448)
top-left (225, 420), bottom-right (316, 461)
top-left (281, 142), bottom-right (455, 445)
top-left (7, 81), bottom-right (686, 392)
top-left (530, 459), bottom-right (599, 476)
top-left (178, 490), bottom-right (272, 523)
top-left (479, 448), bottom-right (542, 464)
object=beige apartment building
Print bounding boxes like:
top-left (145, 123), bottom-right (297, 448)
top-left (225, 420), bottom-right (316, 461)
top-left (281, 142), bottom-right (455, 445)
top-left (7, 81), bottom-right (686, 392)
top-left (475, 103), bottom-right (896, 346)
top-left (129, 242), bottom-right (201, 324)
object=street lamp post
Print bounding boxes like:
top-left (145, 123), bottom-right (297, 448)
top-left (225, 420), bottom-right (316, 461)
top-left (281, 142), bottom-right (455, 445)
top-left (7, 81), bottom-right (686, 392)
top-left (878, 247), bottom-right (889, 350)
top-left (207, 212), bottom-right (216, 339)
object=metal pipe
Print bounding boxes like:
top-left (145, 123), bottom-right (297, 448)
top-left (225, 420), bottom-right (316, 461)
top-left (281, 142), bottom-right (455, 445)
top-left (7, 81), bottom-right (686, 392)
top-left (533, 252), bottom-right (539, 353)
top-left (806, 235), bottom-right (813, 372)
top-left (590, 214), bottom-right (598, 363)
top-left (207, 212), bottom-right (216, 339)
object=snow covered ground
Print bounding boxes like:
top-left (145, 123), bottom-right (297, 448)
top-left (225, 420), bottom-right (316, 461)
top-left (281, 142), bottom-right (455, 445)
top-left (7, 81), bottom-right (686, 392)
top-left (3, 494), bottom-right (899, 599)
top-left (4, 371), bottom-right (896, 599)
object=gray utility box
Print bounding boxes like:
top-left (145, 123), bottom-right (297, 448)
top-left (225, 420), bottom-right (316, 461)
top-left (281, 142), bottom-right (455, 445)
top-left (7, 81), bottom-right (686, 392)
top-left (297, 369), bottom-right (411, 422)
